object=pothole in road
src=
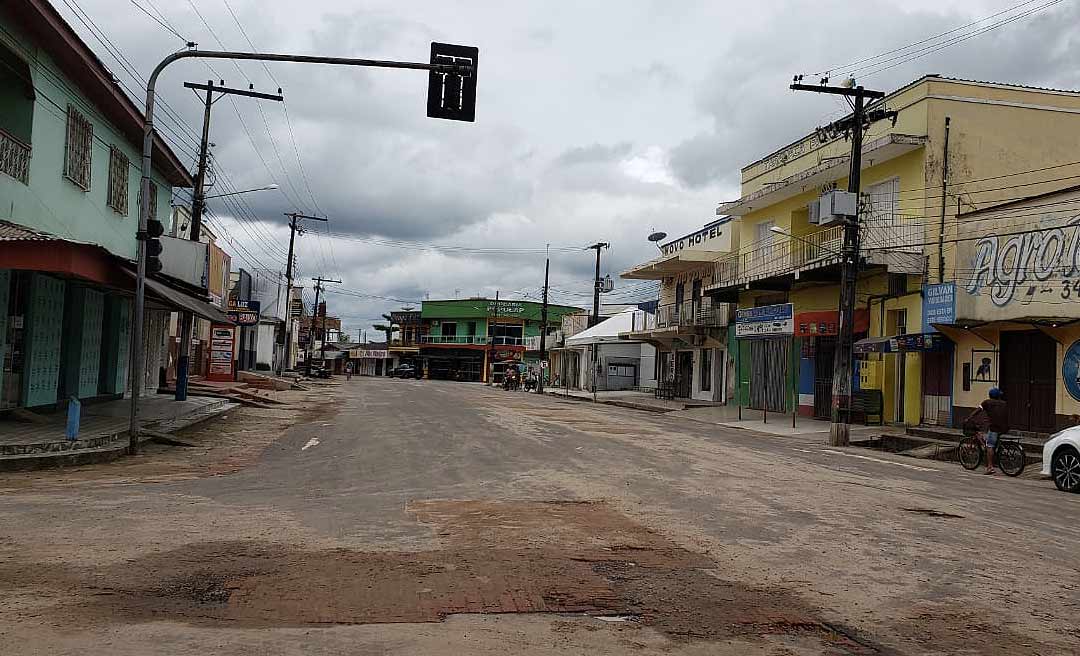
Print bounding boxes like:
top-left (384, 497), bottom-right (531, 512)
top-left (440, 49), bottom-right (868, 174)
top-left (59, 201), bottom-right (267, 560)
top-left (900, 507), bottom-right (965, 519)
top-left (50, 501), bottom-right (888, 653)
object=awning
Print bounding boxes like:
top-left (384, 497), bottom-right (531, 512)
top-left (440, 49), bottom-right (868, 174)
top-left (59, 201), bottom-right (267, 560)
top-left (854, 332), bottom-right (950, 354)
top-left (122, 270), bottom-right (233, 324)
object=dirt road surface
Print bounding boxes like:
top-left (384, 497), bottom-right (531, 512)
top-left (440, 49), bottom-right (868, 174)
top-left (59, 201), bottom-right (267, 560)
top-left (1, 378), bottom-right (1078, 655)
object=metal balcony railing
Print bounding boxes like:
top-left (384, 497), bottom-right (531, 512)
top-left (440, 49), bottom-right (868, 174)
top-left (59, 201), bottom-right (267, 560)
top-left (420, 335), bottom-right (488, 345)
top-left (0, 129), bottom-right (30, 184)
top-left (655, 298), bottom-right (729, 329)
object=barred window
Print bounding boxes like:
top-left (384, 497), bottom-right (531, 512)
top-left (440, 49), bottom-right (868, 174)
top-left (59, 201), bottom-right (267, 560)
top-left (63, 105), bottom-right (93, 190)
top-left (138, 180), bottom-right (160, 220)
top-left (106, 146), bottom-right (129, 214)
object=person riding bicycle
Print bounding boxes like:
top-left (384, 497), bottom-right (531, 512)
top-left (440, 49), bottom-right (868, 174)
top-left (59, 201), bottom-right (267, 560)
top-left (966, 387), bottom-right (1009, 475)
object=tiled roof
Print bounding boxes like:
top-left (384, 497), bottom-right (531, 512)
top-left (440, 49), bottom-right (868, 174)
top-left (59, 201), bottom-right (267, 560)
top-left (0, 220), bottom-right (60, 242)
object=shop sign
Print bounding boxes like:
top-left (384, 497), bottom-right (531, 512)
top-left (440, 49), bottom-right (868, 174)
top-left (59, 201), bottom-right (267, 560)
top-left (206, 324), bottom-right (235, 381)
top-left (921, 283), bottom-right (955, 333)
top-left (735, 303), bottom-right (794, 338)
top-left (1063, 340), bottom-right (1080, 402)
top-left (227, 300), bottom-right (261, 326)
top-left (660, 221), bottom-right (729, 256)
top-left (794, 309), bottom-right (869, 337)
top-left (349, 349), bottom-right (389, 359)
top-left (390, 310), bottom-right (421, 324)
top-left (488, 301), bottom-right (525, 315)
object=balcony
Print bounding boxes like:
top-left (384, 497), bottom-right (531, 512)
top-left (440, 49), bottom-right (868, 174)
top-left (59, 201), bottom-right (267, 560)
top-left (705, 219), bottom-right (923, 294)
top-left (421, 335), bottom-right (488, 345)
top-left (656, 298), bottom-right (729, 329)
top-left (0, 128), bottom-right (31, 184)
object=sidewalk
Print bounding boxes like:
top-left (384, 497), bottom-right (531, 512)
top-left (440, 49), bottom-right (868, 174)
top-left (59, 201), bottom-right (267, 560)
top-left (0, 394), bottom-right (237, 471)
top-left (547, 388), bottom-right (900, 440)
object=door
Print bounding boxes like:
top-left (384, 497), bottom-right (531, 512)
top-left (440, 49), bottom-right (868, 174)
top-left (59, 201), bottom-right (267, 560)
top-left (676, 352), bottom-right (693, 398)
top-left (893, 310), bottom-right (908, 422)
top-left (691, 279), bottom-right (703, 323)
top-left (750, 338), bottom-right (789, 413)
top-left (921, 348), bottom-right (952, 426)
top-left (813, 337), bottom-right (836, 419)
top-left (1000, 331), bottom-right (1056, 433)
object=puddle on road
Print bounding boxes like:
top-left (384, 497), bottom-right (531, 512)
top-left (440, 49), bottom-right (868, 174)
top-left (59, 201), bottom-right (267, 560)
top-left (26, 501), bottom-right (894, 653)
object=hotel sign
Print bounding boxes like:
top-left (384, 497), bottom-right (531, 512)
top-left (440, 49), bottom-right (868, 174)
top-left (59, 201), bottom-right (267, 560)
top-left (660, 222), bottom-right (730, 256)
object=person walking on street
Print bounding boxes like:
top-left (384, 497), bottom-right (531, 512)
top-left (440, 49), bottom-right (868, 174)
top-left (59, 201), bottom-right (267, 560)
top-left (345, 361), bottom-right (353, 382)
top-left (966, 387), bottom-right (1009, 475)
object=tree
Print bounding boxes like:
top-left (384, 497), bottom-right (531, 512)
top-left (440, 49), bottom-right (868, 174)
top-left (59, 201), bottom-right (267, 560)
top-left (372, 323), bottom-right (397, 345)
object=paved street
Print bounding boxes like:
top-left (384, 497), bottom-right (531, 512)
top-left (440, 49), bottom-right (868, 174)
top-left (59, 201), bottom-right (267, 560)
top-left (2, 378), bottom-right (1079, 655)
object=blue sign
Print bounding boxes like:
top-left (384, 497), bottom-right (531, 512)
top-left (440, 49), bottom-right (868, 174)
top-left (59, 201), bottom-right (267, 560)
top-left (735, 303), bottom-right (794, 338)
top-left (922, 282), bottom-right (956, 334)
top-left (1063, 340), bottom-right (1080, 402)
top-left (66, 397), bottom-right (81, 441)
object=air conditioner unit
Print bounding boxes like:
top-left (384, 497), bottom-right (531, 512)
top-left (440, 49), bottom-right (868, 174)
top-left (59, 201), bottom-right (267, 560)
top-left (808, 198), bottom-right (823, 224)
top-left (819, 190), bottom-right (857, 223)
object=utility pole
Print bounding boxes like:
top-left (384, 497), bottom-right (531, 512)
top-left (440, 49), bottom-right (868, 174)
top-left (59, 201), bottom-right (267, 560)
top-left (487, 290), bottom-right (499, 385)
top-left (587, 242), bottom-right (609, 327)
top-left (938, 116), bottom-right (951, 283)
top-left (313, 276), bottom-right (342, 369)
top-left (791, 78), bottom-right (889, 446)
top-left (538, 251), bottom-right (550, 394)
top-left (176, 80), bottom-right (282, 402)
top-left (280, 212), bottom-right (327, 376)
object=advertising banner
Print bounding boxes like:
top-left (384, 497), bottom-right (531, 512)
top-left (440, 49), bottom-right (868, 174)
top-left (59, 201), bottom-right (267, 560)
top-left (735, 303), bottom-right (794, 338)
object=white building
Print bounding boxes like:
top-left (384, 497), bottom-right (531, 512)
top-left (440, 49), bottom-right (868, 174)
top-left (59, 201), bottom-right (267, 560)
top-left (557, 308), bottom-right (657, 391)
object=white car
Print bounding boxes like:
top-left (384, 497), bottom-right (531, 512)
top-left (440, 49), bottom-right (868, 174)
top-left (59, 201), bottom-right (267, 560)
top-left (1042, 427), bottom-right (1080, 493)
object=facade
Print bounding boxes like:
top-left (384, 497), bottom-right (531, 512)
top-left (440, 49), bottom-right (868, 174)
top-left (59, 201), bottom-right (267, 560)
top-left (705, 75), bottom-right (1080, 425)
top-left (925, 185), bottom-right (1080, 432)
top-left (620, 218), bottom-right (735, 402)
top-left (420, 298), bottom-right (581, 383)
top-left (0, 0), bottom-right (232, 411)
top-left (347, 342), bottom-right (398, 377)
top-left (387, 310), bottom-right (422, 370)
top-left (561, 309), bottom-right (658, 392)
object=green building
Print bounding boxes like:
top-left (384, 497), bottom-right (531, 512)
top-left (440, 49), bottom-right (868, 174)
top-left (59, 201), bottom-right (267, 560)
top-left (0, 0), bottom-right (228, 411)
top-left (420, 298), bottom-right (581, 382)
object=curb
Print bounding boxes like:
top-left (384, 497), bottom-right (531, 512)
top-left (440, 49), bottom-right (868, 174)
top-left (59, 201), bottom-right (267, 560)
top-left (0, 401), bottom-right (239, 472)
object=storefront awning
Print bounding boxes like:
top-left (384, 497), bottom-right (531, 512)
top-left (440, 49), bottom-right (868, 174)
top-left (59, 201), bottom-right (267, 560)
top-left (121, 270), bottom-right (233, 324)
top-left (854, 332), bottom-right (950, 354)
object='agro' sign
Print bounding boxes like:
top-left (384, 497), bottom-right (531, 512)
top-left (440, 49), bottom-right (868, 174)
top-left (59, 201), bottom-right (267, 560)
top-left (660, 221), bottom-right (731, 256)
top-left (966, 227), bottom-right (1080, 306)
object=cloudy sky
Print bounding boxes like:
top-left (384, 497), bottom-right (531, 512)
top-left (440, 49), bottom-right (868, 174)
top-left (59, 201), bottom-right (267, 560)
top-left (63, 0), bottom-right (1080, 338)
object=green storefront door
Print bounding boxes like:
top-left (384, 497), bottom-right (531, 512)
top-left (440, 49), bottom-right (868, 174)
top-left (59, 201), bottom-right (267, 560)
top-left (23, 274), bottom-right (66, 407)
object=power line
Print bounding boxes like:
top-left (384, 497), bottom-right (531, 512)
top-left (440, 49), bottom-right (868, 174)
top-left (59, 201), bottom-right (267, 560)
top-left (127, 0), bottom-right (187, 41)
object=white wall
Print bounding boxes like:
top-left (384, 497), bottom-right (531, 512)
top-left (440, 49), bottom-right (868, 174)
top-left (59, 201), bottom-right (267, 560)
top-left (256, 322), bottom-right (276, 370)
top-left (691, 348), bottom-right (724, 402)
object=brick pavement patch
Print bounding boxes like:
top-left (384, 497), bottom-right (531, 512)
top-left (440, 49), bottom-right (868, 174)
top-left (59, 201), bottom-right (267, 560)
top-left (38, 501), bottom-right (888, 653)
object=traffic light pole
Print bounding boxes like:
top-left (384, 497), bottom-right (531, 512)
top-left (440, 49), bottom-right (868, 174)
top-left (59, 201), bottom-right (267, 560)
top-left (130, 48), bottom-right (473, 449)
top-left (176, 80), bottom-right (282, 402)
top-left (790, 82), bottom-right (886, 446)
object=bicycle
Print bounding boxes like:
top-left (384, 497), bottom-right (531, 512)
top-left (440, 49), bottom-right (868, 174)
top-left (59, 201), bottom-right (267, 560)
top-left (958, 431), bottom-right (1026, 476)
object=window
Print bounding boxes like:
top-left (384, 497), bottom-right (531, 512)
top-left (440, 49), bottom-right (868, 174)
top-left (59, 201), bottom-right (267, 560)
top-left (442, 322), bottom-right (457, 341)
top-left (608, 364), bottom-right (636, 378)
top-left (64, 105), bottom-right (93, 190)
top-left (700, 349), bottom-right (712, 392)
top-left (467, 321), bottom-right (477, 335)
top-left (137, 181), bottom-right (160, 220)
top-left (107, 146), bottom-right (129, 214)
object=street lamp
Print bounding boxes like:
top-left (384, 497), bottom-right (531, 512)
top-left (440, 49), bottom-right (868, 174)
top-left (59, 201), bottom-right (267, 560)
top-left (203, 183), bottom-right (279, 199)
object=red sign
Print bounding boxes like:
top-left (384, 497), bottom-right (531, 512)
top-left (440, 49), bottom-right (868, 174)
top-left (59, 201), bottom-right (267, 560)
top-left (794, 309), bottom-right (869, 337)
top-left (206, 324), bottom-right (236, 381)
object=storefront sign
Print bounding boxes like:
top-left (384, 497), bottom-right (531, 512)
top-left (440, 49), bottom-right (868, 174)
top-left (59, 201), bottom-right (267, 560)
top-left (1063, 340), bottom-right (1080, 402)
top-left (349, 349), bottom-right (389, 359)
top-left (487, 301), bottom-right (525, 315)
top-left (922, 283), bottom-right (955, 333)
top-left (794, 309), bottom-right (869, 337)
top-left (660, 221), bottom-right (730, 256)
top-left (206, 324), bottom-right (235, 381)
top-left (855, 332), bottom-right (949, 354)
top-left (227, 300), bottom-right (260, 326)
top-left (390, 310), bottom-right (421, 324)
top-left (735, 303), bottom-right (794, 338)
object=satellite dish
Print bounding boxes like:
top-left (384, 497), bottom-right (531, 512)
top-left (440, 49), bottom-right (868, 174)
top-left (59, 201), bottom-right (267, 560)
top-left (647, 231), bottom-right (667, 243)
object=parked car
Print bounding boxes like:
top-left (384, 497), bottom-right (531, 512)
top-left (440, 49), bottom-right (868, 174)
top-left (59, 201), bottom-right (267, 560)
top-left (1042, 427), bottom-right (1080, 493)
top-left (389, 364), bottom-right (418, 379)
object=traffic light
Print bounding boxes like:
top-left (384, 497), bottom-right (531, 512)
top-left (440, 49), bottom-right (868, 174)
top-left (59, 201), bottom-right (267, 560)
top-left (427, 42), bottom-right (478, 122)
top-left (145, 218), bottom-right (164, 274)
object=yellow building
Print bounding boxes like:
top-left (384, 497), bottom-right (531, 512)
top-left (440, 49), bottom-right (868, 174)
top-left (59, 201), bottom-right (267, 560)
top-left (709, 75), bottom-right (1080, 426)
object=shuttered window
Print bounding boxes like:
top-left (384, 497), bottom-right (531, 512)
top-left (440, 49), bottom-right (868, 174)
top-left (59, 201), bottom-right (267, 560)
top-left (106, 146), bottom-right (129, 214)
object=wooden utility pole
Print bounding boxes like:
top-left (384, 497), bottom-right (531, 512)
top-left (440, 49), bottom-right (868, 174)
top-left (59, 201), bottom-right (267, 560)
top-left (790, 79), bottom-right (889, 446)
top-left (587, 242), bottom-right (609, 327)
top-left (315, 276), bottom-right (342, 368)
top-left (280, 213), bottom-right (326, 375)
top-left (176, 80), bottom-right (281, 402)
top-left (538, 253), bottom-right (550, 394)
